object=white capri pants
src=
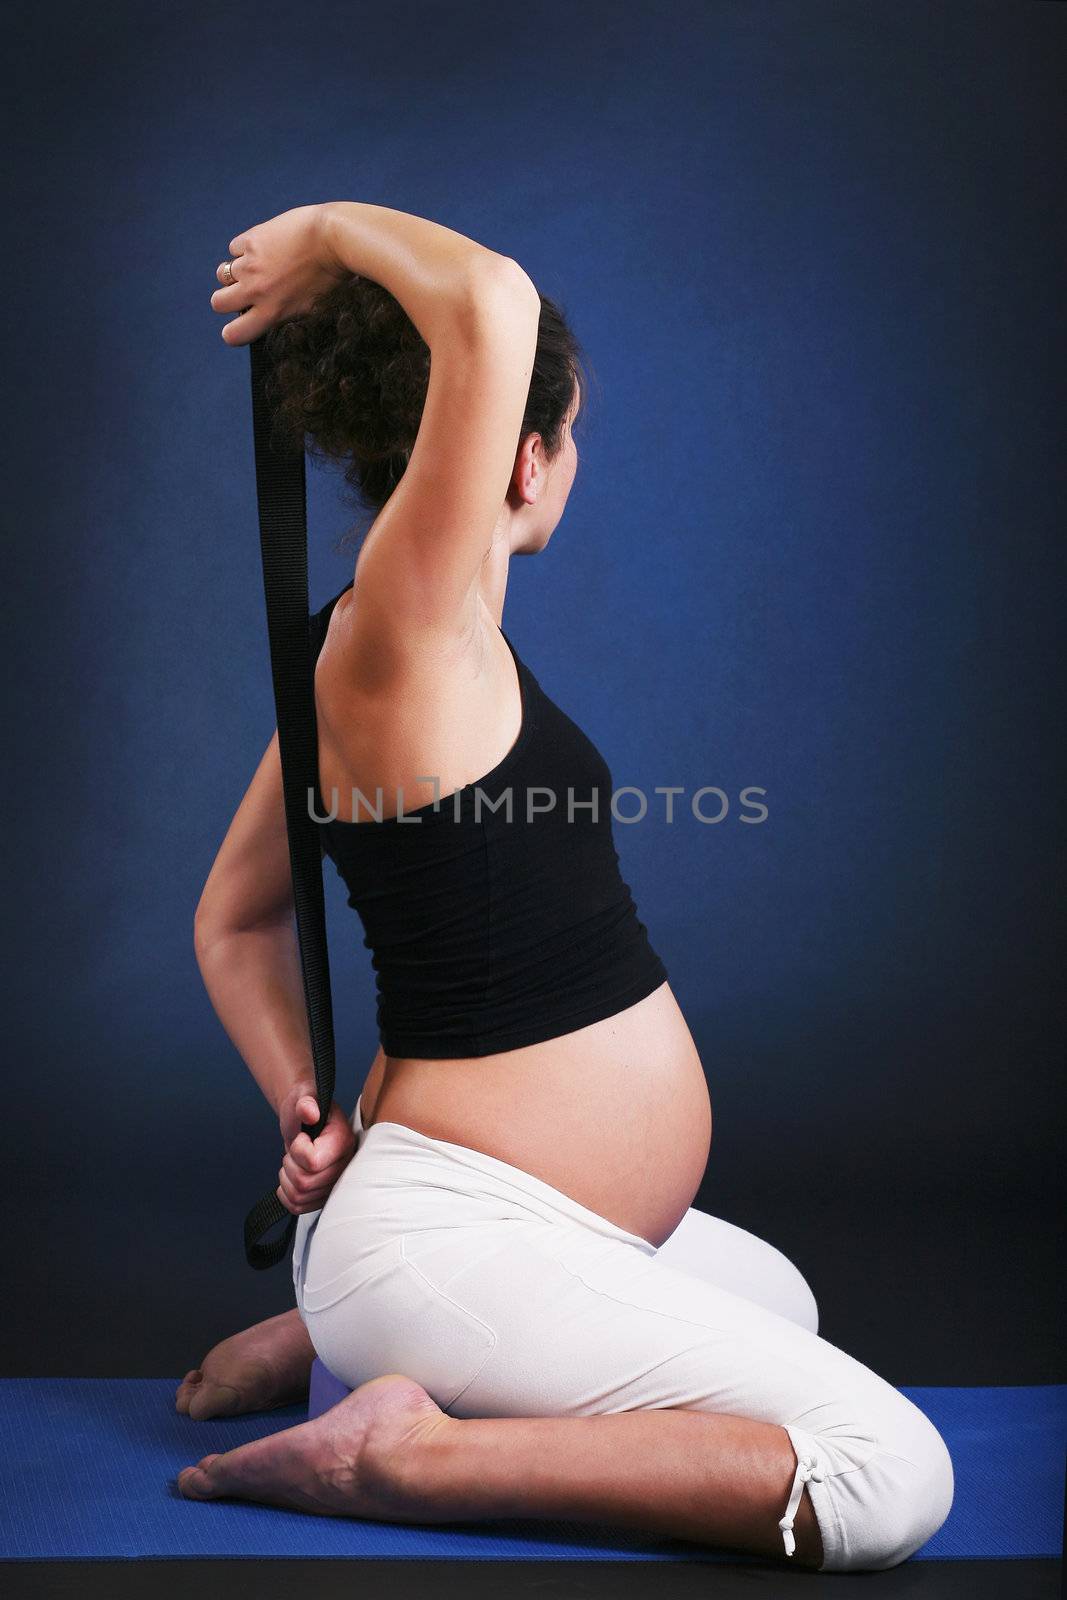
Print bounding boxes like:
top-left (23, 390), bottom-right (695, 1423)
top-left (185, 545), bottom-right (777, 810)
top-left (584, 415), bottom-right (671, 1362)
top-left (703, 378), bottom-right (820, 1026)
top-left (292, 1096), bottom-right (953, 1573)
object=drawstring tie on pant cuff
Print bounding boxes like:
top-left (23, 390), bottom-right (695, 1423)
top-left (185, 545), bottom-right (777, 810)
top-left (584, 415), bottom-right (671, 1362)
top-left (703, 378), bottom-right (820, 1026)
top-left (779, 1448), bottom-right (824, 1557)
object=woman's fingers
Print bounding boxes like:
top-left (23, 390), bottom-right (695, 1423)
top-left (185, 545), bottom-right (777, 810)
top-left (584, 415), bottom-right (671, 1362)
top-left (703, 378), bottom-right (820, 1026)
top-left (279, 1151), bottom-right (351, 1208)
top-left (277, 1180), bottom-right (313, 1214)
top-left (288, 1111), bottom-right (354, 1170)
top-left (286, 1132), bottom-right (319, 1172)
top-left (282, 1148), bottom-right (318, 1185)
top-left (210, 280), bottom-right (250, 312)
top-left (215, 255), bottom-right (244, 287)
top-left (276, 1167), bottom-right (338, 1214)
top-left (277, 1167), bottom-right (320, 1211)
top-left (276, 1100), bottom-right (358, 1211)
top-left (220, 307), bottom-right (266, 347)
top-left (282, 1147), bottom-right (349, 1189)
top-left (209, 282), bottom-right (263, 346)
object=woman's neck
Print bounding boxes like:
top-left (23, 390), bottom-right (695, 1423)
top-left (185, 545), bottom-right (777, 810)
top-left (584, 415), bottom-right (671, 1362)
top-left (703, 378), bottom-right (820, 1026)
top-left (477, 528), bottom-right (512, 627)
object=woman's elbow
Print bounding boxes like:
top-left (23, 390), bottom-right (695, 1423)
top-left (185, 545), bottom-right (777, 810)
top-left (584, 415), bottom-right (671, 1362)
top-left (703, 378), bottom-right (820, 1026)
top-left (193, 884), bottom-right (245, 959)
top-left (193, 894), bottom-right (228, 962)
top-left (193, 886), bottom-right (293, 959)
top-left (455, 252), bottom-right (541, 340)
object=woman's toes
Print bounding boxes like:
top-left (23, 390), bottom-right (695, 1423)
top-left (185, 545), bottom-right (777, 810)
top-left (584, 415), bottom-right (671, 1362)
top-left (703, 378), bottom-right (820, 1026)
top-left (175, 1372), bottom-right (203, 1414)
top-left (186, 1382), bottom-right (243, 1421)
top-left (176, 1375), bottom-right (450, 1521)
top-left (177, 1431), bottom-right (311, 1512)
top-left (177, 1454), bottom-right (223, 1499)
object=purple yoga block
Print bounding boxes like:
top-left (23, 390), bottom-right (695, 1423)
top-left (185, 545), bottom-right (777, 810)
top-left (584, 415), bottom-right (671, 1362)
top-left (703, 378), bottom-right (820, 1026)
top-left (308, 1356), bottom-right (353, 1419)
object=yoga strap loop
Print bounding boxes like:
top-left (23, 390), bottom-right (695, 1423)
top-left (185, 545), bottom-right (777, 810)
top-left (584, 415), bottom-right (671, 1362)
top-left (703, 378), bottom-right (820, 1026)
top-left (242, 335), bottom-right (337, 1270)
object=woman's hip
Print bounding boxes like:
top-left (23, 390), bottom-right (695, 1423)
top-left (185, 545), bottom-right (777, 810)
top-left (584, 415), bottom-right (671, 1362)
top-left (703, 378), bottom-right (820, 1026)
top-left (294, 1110), bottom-right (660, 1313)
top-left (292, 1111), bottom-right (661, 1411)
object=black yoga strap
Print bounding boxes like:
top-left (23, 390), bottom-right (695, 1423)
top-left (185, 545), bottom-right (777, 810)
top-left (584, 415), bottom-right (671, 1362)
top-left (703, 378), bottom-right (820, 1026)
top-left (242, 336), bottom-right (338, 1270)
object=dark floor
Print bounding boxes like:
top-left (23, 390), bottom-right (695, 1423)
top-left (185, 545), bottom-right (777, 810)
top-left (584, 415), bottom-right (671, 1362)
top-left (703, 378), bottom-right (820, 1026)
top-left (2, 1558), bottom-right (1062, 1599)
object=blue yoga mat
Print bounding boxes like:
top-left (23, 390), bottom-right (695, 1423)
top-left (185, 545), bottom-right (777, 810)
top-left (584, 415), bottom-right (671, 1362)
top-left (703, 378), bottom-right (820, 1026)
top-left (0, 1380), bottom-right (1062, 1562)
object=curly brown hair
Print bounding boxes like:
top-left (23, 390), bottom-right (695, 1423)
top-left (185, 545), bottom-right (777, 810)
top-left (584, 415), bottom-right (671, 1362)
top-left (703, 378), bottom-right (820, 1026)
top-left (261, 273), bottom-right (591, 546)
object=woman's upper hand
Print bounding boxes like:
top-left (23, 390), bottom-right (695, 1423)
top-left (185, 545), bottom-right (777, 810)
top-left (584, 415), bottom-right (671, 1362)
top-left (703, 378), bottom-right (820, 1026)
top-left (276, 1087), bottom-right (358, 1215)
top-left (210, 203), bottom-right (347, 348)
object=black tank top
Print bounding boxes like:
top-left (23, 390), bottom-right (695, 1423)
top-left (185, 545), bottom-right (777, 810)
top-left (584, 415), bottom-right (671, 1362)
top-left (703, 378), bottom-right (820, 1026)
top-left (310, 581), bottom-right (668, 1058)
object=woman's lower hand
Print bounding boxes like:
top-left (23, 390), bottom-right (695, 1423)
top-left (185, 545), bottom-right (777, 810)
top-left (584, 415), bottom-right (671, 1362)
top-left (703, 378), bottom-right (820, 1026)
top-left (211, 203), bottom-right (346, 348)
top-left (276, 1087), bottom-right (358, 1215)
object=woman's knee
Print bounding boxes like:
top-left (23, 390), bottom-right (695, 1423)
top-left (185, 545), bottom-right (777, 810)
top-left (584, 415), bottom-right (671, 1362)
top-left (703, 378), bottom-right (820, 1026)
top-left (655, 1209), bottom-right (820, 1333)
top-left (816, 1414), bottom-right (955, 1572)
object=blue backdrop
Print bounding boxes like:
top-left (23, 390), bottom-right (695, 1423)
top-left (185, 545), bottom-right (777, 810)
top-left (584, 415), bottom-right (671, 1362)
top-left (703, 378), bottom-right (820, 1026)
top-left (5, 0), bottom-right (1062, 1381)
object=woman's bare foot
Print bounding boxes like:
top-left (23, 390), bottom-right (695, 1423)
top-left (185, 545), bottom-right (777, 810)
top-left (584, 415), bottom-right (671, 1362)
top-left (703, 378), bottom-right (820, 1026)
top-left (177, 1372), bottom-right (451, 1521)
top-left (175, 1309), bottom-right (316, 1421)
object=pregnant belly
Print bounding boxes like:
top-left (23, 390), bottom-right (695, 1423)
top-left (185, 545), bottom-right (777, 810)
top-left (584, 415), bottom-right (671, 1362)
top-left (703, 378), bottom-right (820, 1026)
top-left (361, 982), bottom-right (713, 1248)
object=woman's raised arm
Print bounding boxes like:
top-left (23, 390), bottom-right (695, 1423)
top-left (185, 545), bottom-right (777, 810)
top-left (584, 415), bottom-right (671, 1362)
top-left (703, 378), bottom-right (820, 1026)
top-left (211, 201), bottom-right (542, 653)
top-left (316, 202), bottom-right (541, 654)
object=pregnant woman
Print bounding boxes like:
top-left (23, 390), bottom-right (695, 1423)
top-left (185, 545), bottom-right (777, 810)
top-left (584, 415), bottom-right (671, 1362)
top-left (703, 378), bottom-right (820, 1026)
top-left (178, 201), bottom-right (953, 1573)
